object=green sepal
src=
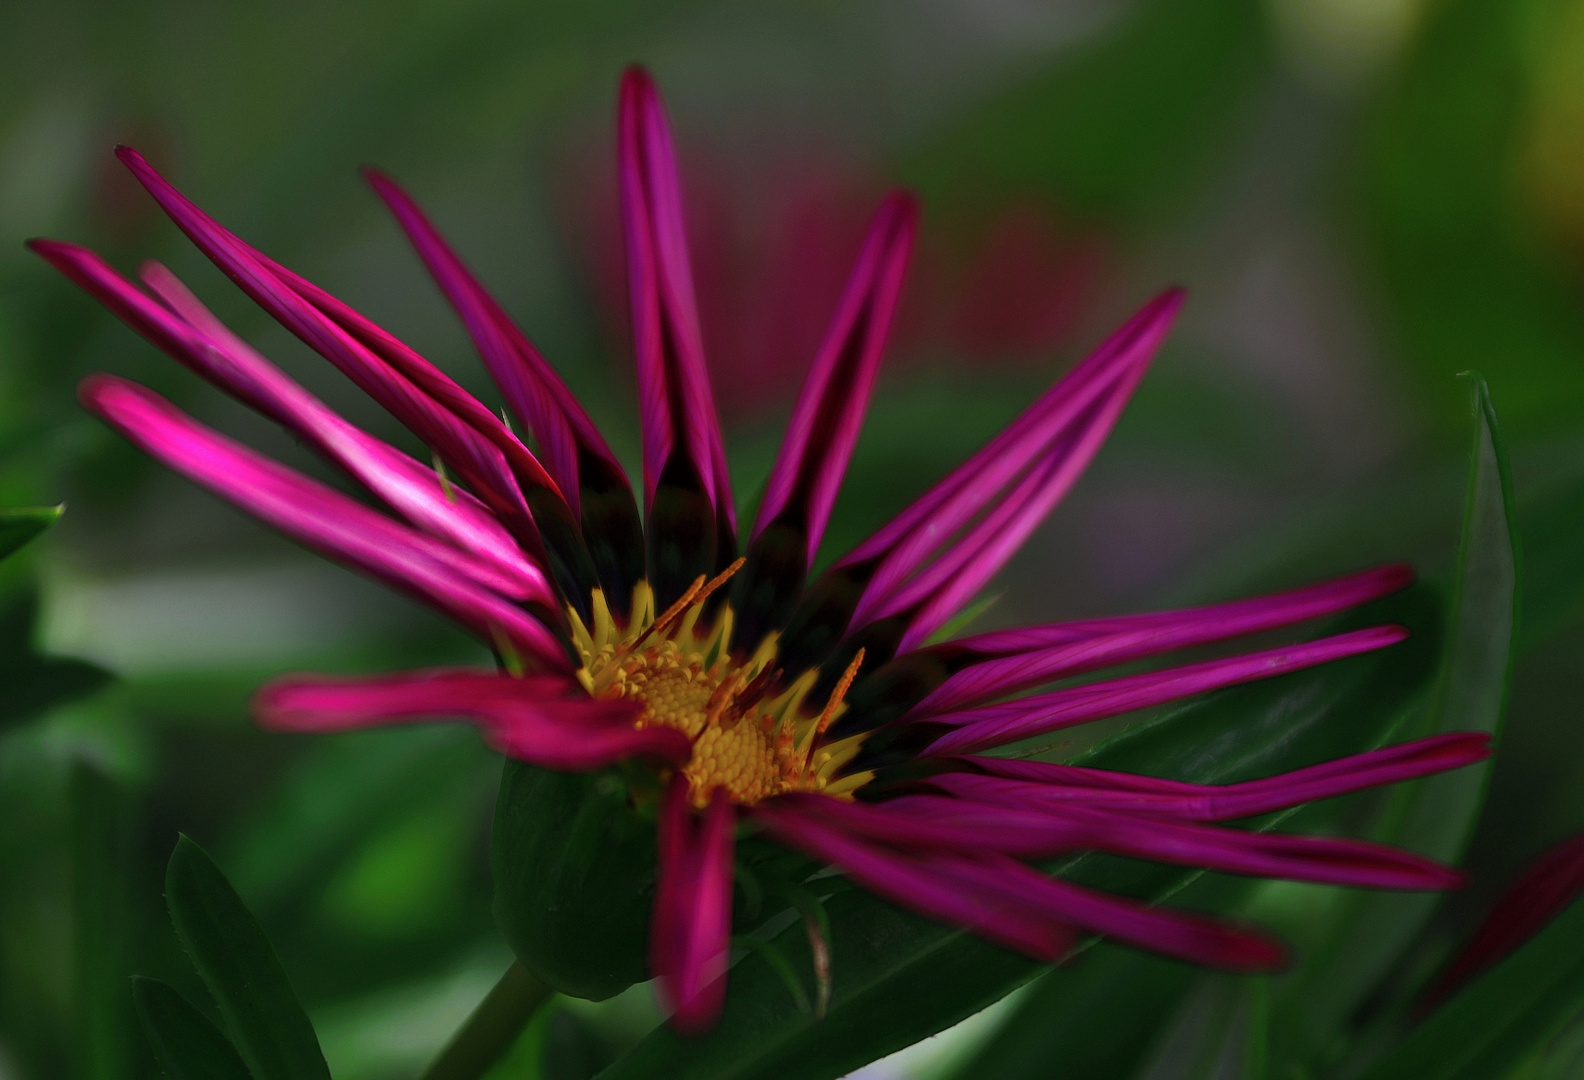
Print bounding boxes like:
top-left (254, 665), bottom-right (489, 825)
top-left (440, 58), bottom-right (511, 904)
top-left (492, 764), bottom-right (657, 1000)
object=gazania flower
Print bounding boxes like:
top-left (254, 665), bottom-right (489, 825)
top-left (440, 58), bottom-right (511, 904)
top-left (33, 67), bottom-right (1490, 1034)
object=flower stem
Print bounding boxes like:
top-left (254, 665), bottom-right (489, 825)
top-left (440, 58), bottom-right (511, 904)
top-left (420, 961), bottom-right (552, 1080)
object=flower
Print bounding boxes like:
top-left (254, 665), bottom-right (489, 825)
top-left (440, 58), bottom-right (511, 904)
top-left (32, 67), bottom-right (1490, 1034)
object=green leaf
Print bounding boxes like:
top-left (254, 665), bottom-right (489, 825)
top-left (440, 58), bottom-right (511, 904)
top-left (0, 589), bottom-right (112, 730)
top-left (493, 765), bottom-right (657, 1000)
top-left (944, 947), bottom-right (1197, 1080)
top-left (596, 587), bottom-right (1439, 1080)
top-left (70, 762), bottom-right (130, 1080)
top-left (131, 977), bottom-right (251, 1080)
top-left (165, 835), bottom-right (330, 1080)
top-left (1273, 373), bottom-right (1519, 1072)
top-left (1358, 892), bottom-right (1584, 1080)
top-left (0, 505), bottom-right (62, 562)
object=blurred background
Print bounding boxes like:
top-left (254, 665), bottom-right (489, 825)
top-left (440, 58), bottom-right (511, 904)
top-left (1, 0), bottom-right (1582, 1077)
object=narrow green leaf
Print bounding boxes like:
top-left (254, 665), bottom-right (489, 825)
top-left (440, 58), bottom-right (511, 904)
top-left (165, 835), bottom-right (330, 1080)
top-left (596, 587), bottom-right (1439, 1080)
top-left (70, 762), bottom-right (130, 1080)
top-left (1358, 893), bottom-right (1584, 1080)
top-left (132, 977), bottom-right (251, 1080)
top-left (1276, 373), bottom-right (1520, 1071)
top-left (0, 505), bottom-right (62, 562)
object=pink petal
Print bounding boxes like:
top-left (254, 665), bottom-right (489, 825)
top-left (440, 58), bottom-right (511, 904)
top-left (618, 67), bottom-right (734, 531)
top-left (80, 375), bottom-right (570, 671)
top-left (927, 849), bottom-right (1286, 972)
top-left (751, 799), bottom-right (1075, 961)
top-left (753, 192), bottom-right (917, 567)
top-left (110, 147), bottom-right (567, 562)
top-left (363, 169), bottom-right (628, 521)
top-left (1418, 832), bottom-right (1584, 1012)
top-left (795, 794), bottom-right (1460, 890)
top-left (923, 625), bottom-right (1408, 757)
top-left (55, 245), bottom-right (545, 602)
top-left (652, 780), bottom-right (738, 1034)
top-left (255, 668), bottom-right (688, 769)
top-left (835, 290), bottom-right (1183, 652)
top-left (944, 731), bottom-right (1492, 821)
top-left (914, 564), bottom-right (1415, 717)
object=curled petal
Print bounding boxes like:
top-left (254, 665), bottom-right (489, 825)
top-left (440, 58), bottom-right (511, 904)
top-left (914, 564), bottom-right (1415, 717)
top-left (619, 67), bottom-right (736, 603)
top-left (944, 731), bottom-right (1493, 822)
top-left (255, 668), bottom-right (688, 769)
top-left (81, 376), bottom-right (569, 671)
top-left (923, 626), bottom-right (1408, 757)
top-left (751, 799), bottom-right (1074, 961)
top-left (652, 780), bottom-right (737, 1034)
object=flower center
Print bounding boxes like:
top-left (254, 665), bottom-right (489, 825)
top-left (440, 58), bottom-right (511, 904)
top-left (568, 562), bottom-right (870, 808)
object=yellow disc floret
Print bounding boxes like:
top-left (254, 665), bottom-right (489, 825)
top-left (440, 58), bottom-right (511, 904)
top-left (567, 561), bottom-right (872, 808)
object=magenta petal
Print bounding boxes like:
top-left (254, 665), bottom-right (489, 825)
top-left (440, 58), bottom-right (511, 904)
top-left (652, 780), bottom-right (737, 1034)
top-left (923, 625), bottom-right (1408, 756)
top-left (110, 147), bottom-right (566, 549)
top-left (753, 192), bottom-right (917, 567)
top-left (928, 850), bottom-right (1286, 972)
top-left (807, 794), bottom-right (1460, 890)
top-left (947, 731), bottom-right (1493, 821)
top-left (835, 290), bottom-right (1183, 651)
top-left (752, 799), bottom-right (1074, 961)
top-left (255, 668), bottom-right (688, 769)
top-left (1419, 832), bottom-right (1584, 1012)
top-left (81, 376), bottom-right (569, 671)
top-left (618, 67), bottom-right (734, 528)
top-left (914, 564), bottom-right (1415, 717)
top-left (364, 169), bottom-right (626, 519)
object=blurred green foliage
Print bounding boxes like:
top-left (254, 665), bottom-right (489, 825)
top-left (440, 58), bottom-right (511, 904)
top-left (2, 0), bottom-right (1584, 1078)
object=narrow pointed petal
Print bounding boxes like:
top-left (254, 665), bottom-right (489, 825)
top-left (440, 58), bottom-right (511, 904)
top-left (751, 799), bottom-right (1074, 961)
top-left (365, 169), bottom-right (627, 516)
top-left (619, 67), bottom-right (736, 603)
top-left (923, 626), bottom-right (1408, 757)
top-left (652, 781), bottom-right (737, 1034)
top-left (944, 731), bottom-right (1492, 821)
top-left (778, 290), bottom-right (1182, 676)
top-left (142, 257), bottom-right (547, 599)
top-left (732, 193), bottom-right (917, 646)
top-left (753, 194), bottom-right (917, 561)
top-left (799, 794), bottom-right (1460, 890)
top-left (255, 668), bottom-right (688, 768)
top-left (30, 239), bottom-right (546, 601)
top-left (110, 147), bottom-right (602, 609)
top-left (914, 564), bottom-right (1415, 717)
top-left (81, 376), bottom-right (569, 670)
top-left (1418, 833), bottom-right (1584, 1012)
top-left (931, 850), bottom-right (1286, 972)
top-left (364, 170), bottom-right (644, 606)
top-left (851, 290), bottom-right (1179, 635)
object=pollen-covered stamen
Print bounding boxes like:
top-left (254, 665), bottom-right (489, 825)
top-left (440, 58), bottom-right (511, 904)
top-left (567, 567), bottom-right (872, 808)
